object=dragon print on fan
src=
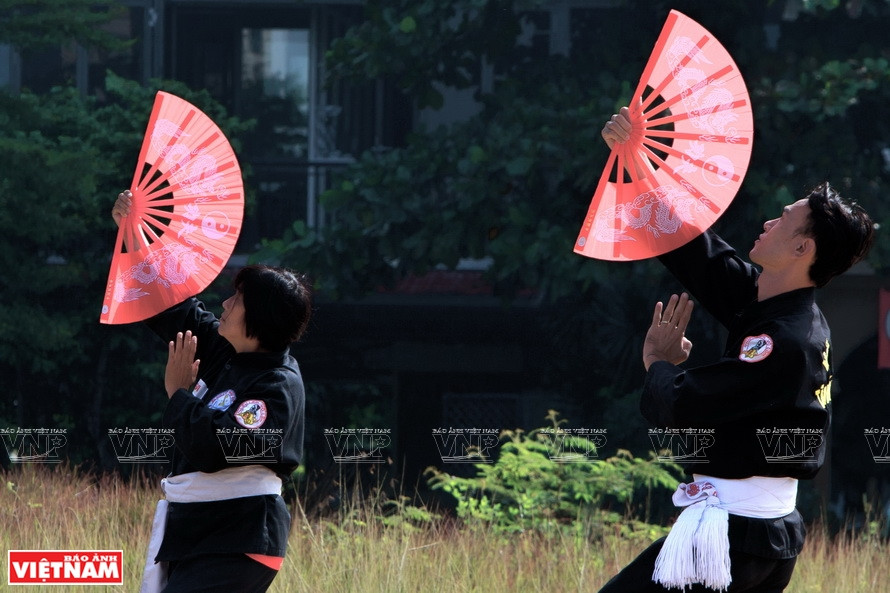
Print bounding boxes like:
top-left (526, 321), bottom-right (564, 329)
top-left (592, 184), bottom-right (711, 243)
top-left (100, 91), bottom-right (245, 325)
top-left (575, 10), bottom-right (753, 261)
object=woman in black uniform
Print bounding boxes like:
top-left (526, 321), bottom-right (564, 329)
top-left (113, 191), bottom-right (312, 593)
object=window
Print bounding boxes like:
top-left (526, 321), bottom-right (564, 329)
top-left (168, 3), bottom-right (406, 250)
top-left (240, 28), bottom-right (310, 160)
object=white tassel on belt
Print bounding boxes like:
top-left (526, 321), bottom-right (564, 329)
top-left (652, 475), bottom-right (798, 591)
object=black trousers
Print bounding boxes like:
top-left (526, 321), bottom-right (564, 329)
top-left (161, 554), bottom-right (278, 593)
top-left (598, 537), bottom-right (797, 593)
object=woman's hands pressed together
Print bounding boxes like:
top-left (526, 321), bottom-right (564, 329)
top-left (165, 331), bottom-right (200, 398)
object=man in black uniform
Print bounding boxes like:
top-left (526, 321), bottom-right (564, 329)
top-left (112, 192), bottom-right (313, 593)
top-left (596, 108), bottom-right (875, 592)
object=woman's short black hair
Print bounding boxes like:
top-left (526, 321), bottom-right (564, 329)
top-left (802, 182), bottom-right (876, 288)
top-left (233, 265), bottom-right (312, 351)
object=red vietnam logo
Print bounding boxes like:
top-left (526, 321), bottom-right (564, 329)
top-left (8, 550), bottom-right (123, 585)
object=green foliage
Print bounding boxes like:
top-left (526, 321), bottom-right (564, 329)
top-left (0, 0), bottom-right (126, 51)
top-left (426, 412), bottom-right (680, 539)
top-left (742, 5), bottom-right (890, 271)
top-left (771, 58), bottom-right (890, 119)
top-left (378, 495), bottom-right (442, 532)
top-left (325, 0), bottom-right (543, 109)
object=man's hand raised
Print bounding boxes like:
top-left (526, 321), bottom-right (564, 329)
top-left (643, 293), bottom-right (694, 371)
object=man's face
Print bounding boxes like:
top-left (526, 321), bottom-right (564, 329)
top-left (749, 198), bottom-right (812, 269)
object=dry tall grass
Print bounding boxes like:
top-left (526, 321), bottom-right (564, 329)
top-left (1, 465), bottom-right (887, 592)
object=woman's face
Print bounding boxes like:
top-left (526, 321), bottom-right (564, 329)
top-left (219, 290), bottom-right (253, 352)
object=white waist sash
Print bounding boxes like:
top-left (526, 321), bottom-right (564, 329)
top-left (139, 466), bottom-right (283, 593)
top-left (161, 465), bottom-right (283, 502)
top-left (652, 474), bottom-right (798, 592)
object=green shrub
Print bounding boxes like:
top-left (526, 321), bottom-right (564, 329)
top-left (426, 411), bottom-right (681, 541)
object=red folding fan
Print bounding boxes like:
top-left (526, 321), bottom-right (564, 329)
top-left (575, 10), bottom-right (753, 261)
top-left (100, 91), bottom-right (244, 324)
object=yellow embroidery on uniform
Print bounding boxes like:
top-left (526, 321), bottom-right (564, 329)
top-left (815, 340), bottom-right (832, 408)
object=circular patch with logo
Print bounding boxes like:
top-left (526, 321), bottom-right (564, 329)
top-left (739, 334), bottom-right (773, 363)
top-left (207, 390), bottom-right (236, 411)
top-left (234, 399), bottom-right (268, 428)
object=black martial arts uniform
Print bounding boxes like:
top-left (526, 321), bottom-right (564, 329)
top-left (599, 230), bottom-right (832, 593)
top-left (146, 298), bottom-right (305, 593)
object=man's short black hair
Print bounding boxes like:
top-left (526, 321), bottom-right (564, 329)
top-left (233, 265), bottom-right (312, 351)
top-left (802, 182), bottom-right (876, 288)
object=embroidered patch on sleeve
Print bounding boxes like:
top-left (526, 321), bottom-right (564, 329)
top-left (235, 399), bottom-right (268, 428)
top-left (739, 334), bottom-right (773, 363)
top-left (815, 339), bottom-right (832, 408)
top-left (207, 390), bottom-right (236, 411)
top-left (192, 379), bottom-right (209, 399)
